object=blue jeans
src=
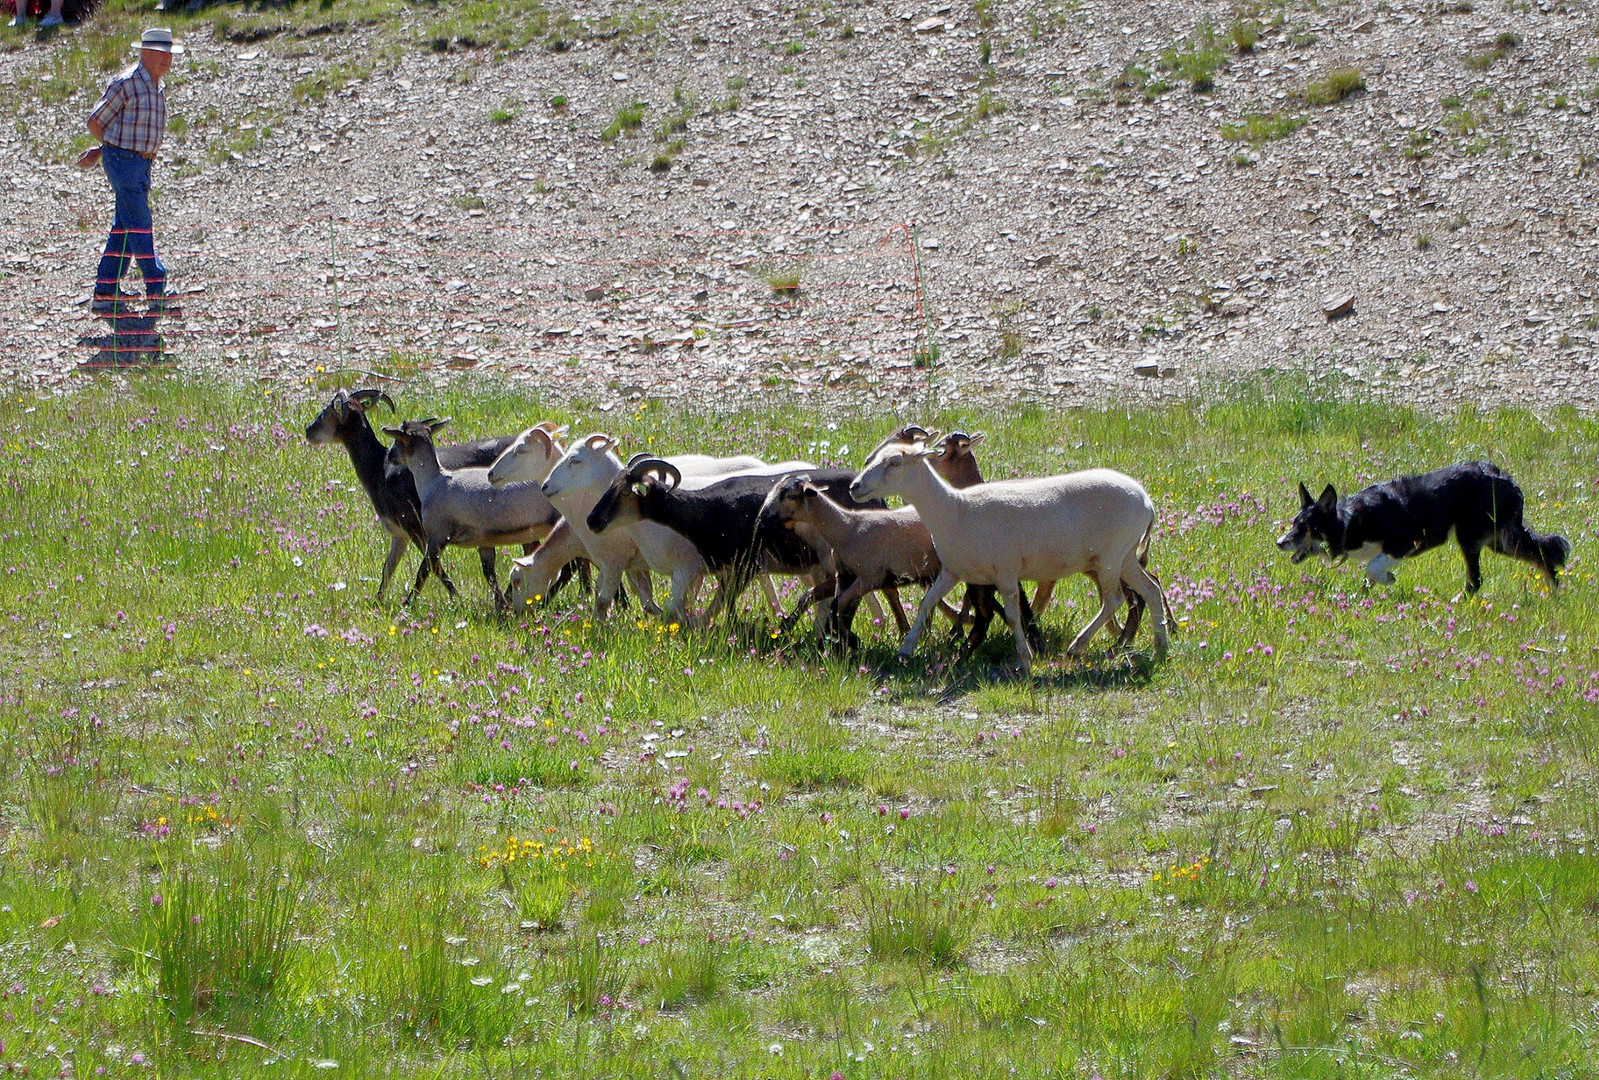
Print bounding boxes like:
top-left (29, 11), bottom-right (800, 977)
top-left (95, 144), bottom-right (166, 298)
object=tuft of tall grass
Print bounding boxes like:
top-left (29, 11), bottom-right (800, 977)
top-left (863, 883), bottom-right (971, 966)
top-left (640, 938), bottom-right (724, 1009)
top-left (1220, 112), bottom-right (1307, 144)
top-left (145, 847), bottom-right (302, 1030)
top-left (1305, 66), bottom-right (1366, 106)
top-left (1160, 24), bottom-right (1228, 91)
top-left (601, 100), bottom-right (647, 142)
top-left (755, 260), bottom-right (805, 295)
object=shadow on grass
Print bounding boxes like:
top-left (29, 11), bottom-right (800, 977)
top-left (758, 616), bottom-right (1163, 700)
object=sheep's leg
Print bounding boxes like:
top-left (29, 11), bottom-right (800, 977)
top-left (1031, 579), bottom-right (1056, 616)
top-left (478, 547), bottom-right (510, 611)
top-left (704, 571), bottom-right (747, 625)
top-left (877, 588), bottom-right (911, 634)
top-left (377, 533), bottom-right (408, 602)
top-left (626, 567), bottom-right (662, 618)
top-left (593, 562), bottom-right (627, 619)
top-left (410, 542), bottom-right (457, 605)
top-left (832, 576), bottom-right (881, 646)
top-left (899, 570), bottom-right (959, 662)
top-left (1083, 572), bottom-right (1127, 639)
top-left (1122, 558), bottom-right (1170, 659)
top-left (1066, 570), bottom-right (1123, 658)
top-left (949, 589), bottom-right (976, 637)
top-left (665, 568), bottom-right (702, 628)
top-left (1115, 582), bottom-right (1146, 650)
top-left (962, 586), bottom-right (1000, 655)
top-left (757, 574), bottom-right (784, 617)
top-left (996, 582), bottom-right (1034, 675)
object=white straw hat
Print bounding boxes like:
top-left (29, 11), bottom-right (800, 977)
top-left (130, 28), bottom-right (184, 54)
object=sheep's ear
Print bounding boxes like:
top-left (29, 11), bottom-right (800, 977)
top-left (915, 445), bottom-right (942, 460)
top-left (429, 417), bottom-right (452, 434)
top-left (1317, 484), bottom-right (1338, 510)
top-left (381, 426), bottom-right (403, 438)
top-left (1298, 482), bottom-right (1313, 509)
top-left (967, 432), bottom-right (986, 448)
top-left (922, 428), bottom-right (941, 446)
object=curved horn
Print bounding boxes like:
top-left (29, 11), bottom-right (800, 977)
top-left (624, 451), bottom-right (653, 469)
top-left (626, 456), bottom-right (680, 491)
top-left (349, 388), bottom-right (395, 413)
top-left (583, 433), bottom-right (614, 450)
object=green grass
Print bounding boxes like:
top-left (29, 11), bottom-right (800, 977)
top-left (1160, 23), bottom-right (1228, 91)
top-left (1466, 33), bottom-right (1521, 71)
top-left (1220, 111), bottom-right (1307, 144)
top-left (601, 100), bottom-right (647, 142)
top-left (1305, 66), bottom-right (1366, 106)
top-left (2, 379), bottom-right (1599, 1077)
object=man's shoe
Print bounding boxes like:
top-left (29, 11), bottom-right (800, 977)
top-left (39, 13), bottom-right (63, 26)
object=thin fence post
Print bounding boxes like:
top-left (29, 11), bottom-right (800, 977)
top-left (907, 220), bottom-right (939, 415)
top-left (328, 216), bottom-right (346, 371)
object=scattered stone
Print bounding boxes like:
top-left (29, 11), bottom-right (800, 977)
top-left (1323, 291), bottom-right (1356, 319)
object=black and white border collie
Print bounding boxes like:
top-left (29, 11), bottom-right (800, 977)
top-left (1276, 461), bottom-right (1570, 594)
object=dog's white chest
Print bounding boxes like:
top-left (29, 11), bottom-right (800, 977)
top-left (1347, 541), bottom-right (1384, 563)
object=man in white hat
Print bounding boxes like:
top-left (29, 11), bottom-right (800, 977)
top-left (79, 28), bottom-right (184, 316)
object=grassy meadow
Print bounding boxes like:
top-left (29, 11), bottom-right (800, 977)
top-left (2, 377), bottom-right (1599, 1078)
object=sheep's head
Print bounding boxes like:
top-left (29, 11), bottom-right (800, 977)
top-left (544, 433), bottom-right (620, 501)
top-left (851, 438), bottom-right (937, 503)
top-left (487, 421), bottom-right (569, 487)
top-left (381, 417), bottom-right (449, 467)
top-left (586, 456), bottom-right (680, 534)
top-left (929, 431), bottom-right (986, 488)
top-left (305, 387), bottom-right (394, 445)
top-left (761, 474), bottom-right (823, 530)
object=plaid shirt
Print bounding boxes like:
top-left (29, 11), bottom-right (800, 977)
top-left (88, 63), bottom-right (166, 157)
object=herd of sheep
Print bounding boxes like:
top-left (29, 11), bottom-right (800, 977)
top-left (306, 388), bottom-right (1171, 672)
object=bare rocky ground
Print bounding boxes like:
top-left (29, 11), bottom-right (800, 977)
top-left (2, 0), bottom-right (1596, 414)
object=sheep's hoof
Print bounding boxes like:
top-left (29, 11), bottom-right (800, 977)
top-left (895, 650), bottom-right (913, 665)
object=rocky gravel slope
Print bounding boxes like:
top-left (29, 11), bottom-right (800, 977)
top-left (2, 0), bottom-right (1595, 413)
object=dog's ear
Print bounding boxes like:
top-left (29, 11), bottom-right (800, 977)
top-left (1298, 482), bottom-right (1313, 509)
top-left (1317, 484), bottom-right (1338, 510)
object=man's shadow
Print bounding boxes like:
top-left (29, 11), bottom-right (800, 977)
top-left (79, 304), bottom-right (167, 368)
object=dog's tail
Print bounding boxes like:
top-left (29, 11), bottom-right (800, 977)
top-left (1495, 522), bottom-right (1572, 588)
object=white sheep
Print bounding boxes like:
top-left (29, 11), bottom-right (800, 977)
top-left (850, 437), bottom-right (1168, 672)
